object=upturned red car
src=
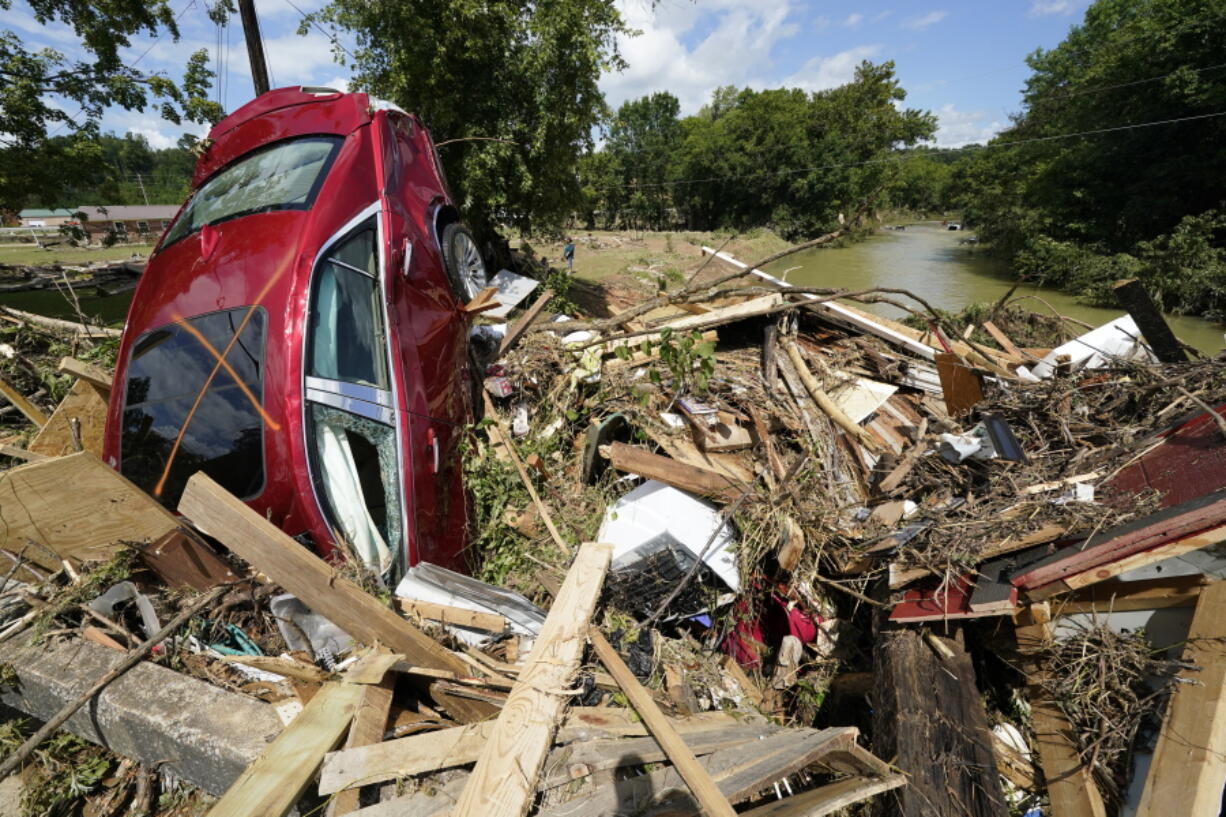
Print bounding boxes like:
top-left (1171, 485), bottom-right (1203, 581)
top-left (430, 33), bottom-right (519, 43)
top-left (102, 87), bottom-right (490, 578)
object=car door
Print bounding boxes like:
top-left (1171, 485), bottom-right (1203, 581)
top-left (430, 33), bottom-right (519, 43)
top-left (378, 112), bottom-right (470, 571)
top-left (301, 208), bottom-right (411, 577)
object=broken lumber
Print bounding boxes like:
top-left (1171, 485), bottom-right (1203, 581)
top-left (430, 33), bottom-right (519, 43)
top-left (0, 306), bottom-right (122, 337)
top-left (1135, 580), bottom-right (1226, 816)
top-left (205, 680), bottom-right (364, 817)
top-left (1112, 278), bottom-right (1186, 364)
top-left (1014, 605), bottom-right (1106, 817)
top-left (57, 356), bottom-right (113, 392)
top-left (327, 676), bottom-right (395, 816)
top-left (591, 627), bottom-right (737, 817)
top-left (603, 441), bottom-right (746, 502)
top-left (499, 290), bottom-right (555, 356)
top-left (451, 541), bottom-right (612, 817)
top-left (783, 339), bottom-right (881, 452)
top-left (0, 451), bottom-right (180, 576)
top-left (484, 409), bottom-right (571, 555)
top-left (935, 351), bottom-right (985, 417)
top-left (1054, 574), bottom-right (1206, 614)
top-left (394, 598), bottom-right (508, 632)
top-left (736, 774), bottom-right (907, 817)
top-left (27, 378), bottom-right (108, 456)
top-left (177, 473), bottom-right (492, 721)
top-left (0, 375), bottom-right (48, 427)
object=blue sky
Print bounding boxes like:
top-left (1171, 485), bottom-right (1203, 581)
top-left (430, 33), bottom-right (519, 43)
top-left (9, 0), bottom-right (1093, 149)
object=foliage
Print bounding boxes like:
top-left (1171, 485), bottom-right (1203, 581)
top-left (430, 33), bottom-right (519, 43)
top-left (580, 62), bottom-right (936, 240)
top-left (619, 327), bottom-right (716, 394)
top-left (959, 0), bottom-right (1226, 315)
top-left (316, 0), bottom-right (629, 240)
top-left (0, 722), bottom-right (112, 816)
top-left (0, 0), bottom-right (223, 211)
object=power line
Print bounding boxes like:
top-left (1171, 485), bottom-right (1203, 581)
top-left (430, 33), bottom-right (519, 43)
top-left (283, 0), bottom-right (354, 60)
top-left (597, 108), bottom-right (1226, 191)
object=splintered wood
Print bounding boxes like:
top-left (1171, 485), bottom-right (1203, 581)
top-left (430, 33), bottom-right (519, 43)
top-left (451, 542), bottom-right (612, 817)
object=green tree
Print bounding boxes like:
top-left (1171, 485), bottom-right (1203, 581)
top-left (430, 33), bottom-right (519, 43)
top-left (316, 0), bottom-right (629, 240)
top-left (0, 0), bottom-right (223, 211)
top-left (606, 91), bottom-right (681, 229)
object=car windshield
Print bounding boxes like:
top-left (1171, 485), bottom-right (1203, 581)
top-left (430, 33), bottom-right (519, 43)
top-left (120, 307), bottom-right (268, 507)
top-left (162, 136), bottom-right (341, 247)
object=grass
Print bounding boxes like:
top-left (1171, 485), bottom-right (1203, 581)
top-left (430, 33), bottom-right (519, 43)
top-left (0, 242), bottom-right (153, 267)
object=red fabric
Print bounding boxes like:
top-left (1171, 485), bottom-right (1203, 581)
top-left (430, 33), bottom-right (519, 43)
top-left (721, 586), bottom-right (821, 668)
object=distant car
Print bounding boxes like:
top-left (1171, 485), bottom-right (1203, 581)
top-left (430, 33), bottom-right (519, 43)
top-left (103, 86), bottom-right (490, 578)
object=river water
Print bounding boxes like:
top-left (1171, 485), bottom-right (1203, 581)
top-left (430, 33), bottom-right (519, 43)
top-left (767, 221), bottom-right (1225, 356)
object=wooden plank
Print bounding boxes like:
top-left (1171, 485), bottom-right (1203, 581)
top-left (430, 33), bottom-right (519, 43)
top-left (394, 598), bottom-right (507, 632)
top-left (736, 774), bottom-right (906, 816)
top-left (483, 409), bottom-right (571, 555)
top-left (982, 321), bottom-right (1025, 361)
top-left (328, 677), bottom-right (395, 816)
top-left (0, 375), bottom-right (48, 427)
top-left (991, 731), bottom-right (1036, 791)
top-left (0, 444), bottom-right (48, 462)
top-left (655, 434), bottom-right (755, 485)
top-left (1136, 580), bottom-right (1226, 815)
top-left (319, 708), bottom-right (743, 795)
top-left (534, 727), bottom-right (860, 817)
top-left (589, 628), bottom-right (737, 817)
top-left (654, 293), bottom-right (784, 333)
top-left (28, 379), bottom-right (109, 456)
top-left (1060, 522), bottom-right (1226, 592)
top-left (1014, 605), bottom-right (1106, 817)
top-left (224, 655), bottom-right (330, 683)
top-left (935, 352), bottom-right (985, 417)
top-left (1113, 278), bottom-right (1186, 363)
top-left (499, 291), bottom-right (555, 356)
top-left (1054, 575), bottom-right (1206, 614)
top-left (451, 541), bottom-right (612, 817)
top-left (177, 473), bottom-right (485, 694)
top-left (205, 681), bottom-right (363, 817)
top-left (0, 451), bottom-right (179, 574)
top-left (461, 286), bottom-right (502, 315)
top-left (603, 441), bottom-right (745, 502)
top-left (1012, 490), bottom-right (1226, 590)
top-left (57, 356), bottom-right (113, 392)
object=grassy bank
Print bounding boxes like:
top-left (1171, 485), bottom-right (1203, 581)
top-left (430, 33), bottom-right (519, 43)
top-left (0, 243), bottom-right (152, 268)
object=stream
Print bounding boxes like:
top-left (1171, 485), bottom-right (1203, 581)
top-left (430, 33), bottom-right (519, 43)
top-left (768, 221), bottom-right (1225, 356)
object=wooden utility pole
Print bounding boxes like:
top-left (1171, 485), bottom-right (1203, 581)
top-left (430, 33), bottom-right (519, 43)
top-left (237, 0), bottom-right (271, 96)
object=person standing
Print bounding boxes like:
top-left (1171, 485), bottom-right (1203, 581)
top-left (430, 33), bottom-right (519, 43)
top-left (563, 237), bottom-right (575, 273)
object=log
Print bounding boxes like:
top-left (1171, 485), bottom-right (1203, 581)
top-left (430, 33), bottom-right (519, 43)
top-left (602, 441), bottom-right (746, 502)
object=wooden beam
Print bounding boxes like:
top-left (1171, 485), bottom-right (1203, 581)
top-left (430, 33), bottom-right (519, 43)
top-left (57, 356), bottom-right (113, 392)
top-left (451, 542), bottom-right (612, 817)
top-left (498, 290), bottom-right (554, 356)
top-left (1014, 605), bottom-right (1106, 817)
top-left (177, 474), bottom-right (488, 714)
top-left (394, 598), bottom-right (507, 632)
top-left (1054, 575), bottom-right (1206, 614)
top-left (0, 444), bottom-right (48, 462)
top-left (461, 286), bottom-right (502, 315)
top-left (590, 627), bottom-right (737, 817)
top-left (327, 677), bottom-right (395, 816)
top-left (0, 375), bottom-right (48, 427)
top-left (981, 321), bottom-right (1025, 362)
top-left (735, 774), bottom-right (906, 817)
top-left (603, 441), bottom-right (745, 502)
top-left (1112, 278), bottom-right (1186, 363)
top-left (1136, 580), bottom-right (1226, 815)
top-left (783, 339), bottom-right (882, 452)
top-left (205, 681), bottom-right (364, 817)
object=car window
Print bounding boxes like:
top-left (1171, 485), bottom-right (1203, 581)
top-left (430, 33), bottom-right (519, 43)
top-left (308, 403), bottom-right (400, 575)
top-left (306, 222), bottom-right (389, 389)
top-left (162, 136), bottom-right (341, 247)
top-left (121, 307), bottom-right (267, 507)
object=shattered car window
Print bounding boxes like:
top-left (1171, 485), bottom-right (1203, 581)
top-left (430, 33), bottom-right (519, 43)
top-left (308, 403), bottom-right (401, 575)
top-left (306, 222), bottom-right (389, 389)
top-left (162, 136), bottom-right (341, 247)
top-left (121, 307), bottom-right (267, 507)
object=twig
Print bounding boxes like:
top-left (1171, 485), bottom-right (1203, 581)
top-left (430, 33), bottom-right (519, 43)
top-left (0, 584), bottom-right (228, 781)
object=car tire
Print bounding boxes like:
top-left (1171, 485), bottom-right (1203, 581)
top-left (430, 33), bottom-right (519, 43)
top-left (440, 223), bottom-right (489, 303)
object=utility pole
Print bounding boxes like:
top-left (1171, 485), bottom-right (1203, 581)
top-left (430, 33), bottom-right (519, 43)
top-left (134, 173), bottom-right (149, 206)
top-left (237, 0), bottom-right (271, 96)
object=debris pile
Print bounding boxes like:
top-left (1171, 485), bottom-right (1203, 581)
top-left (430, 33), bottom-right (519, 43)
top-left (0, 241), bottom-right (1224, 817)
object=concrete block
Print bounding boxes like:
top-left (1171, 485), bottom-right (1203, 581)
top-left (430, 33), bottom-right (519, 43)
top-left (0, 637), bottom-right (283, 795)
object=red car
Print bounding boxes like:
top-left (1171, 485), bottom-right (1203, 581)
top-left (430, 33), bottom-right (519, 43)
top-left (103, 86), bottom-right (490, 578)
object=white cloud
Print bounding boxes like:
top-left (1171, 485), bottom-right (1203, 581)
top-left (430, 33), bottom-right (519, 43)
top-left (129, 127), bottom-right (178, 150)
top-left (902, 10), bottom-right (948, 30)
top-left (228, 31), bottom-right (343, 86)
top-left (600, 0), bottom-right (800, 115)
top-left (844, 13), bottom-right (864, 27)
top-left (1029, 1), bottom-right (1073, 16)
top-left (931, 104), bottom-right (1005, 147)
top-left (871, 10), bottom-right (893, 23)
top-left (783, 45), bottom-right (884, 92)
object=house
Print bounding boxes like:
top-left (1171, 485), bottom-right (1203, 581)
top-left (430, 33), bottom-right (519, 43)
top-left (17, 208), bottom-right (78, 228)
top-left (74, 205), bottom-right (182, 240)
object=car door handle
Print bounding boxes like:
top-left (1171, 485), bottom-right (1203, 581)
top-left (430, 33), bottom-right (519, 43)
top-left (426, 427), bottom-right (439, 474)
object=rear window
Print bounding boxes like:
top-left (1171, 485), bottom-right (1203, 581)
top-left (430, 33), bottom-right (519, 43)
top-left (162, 136), bottom-right (341, 247)
top-left (120, 307), bottom-right (268, 507)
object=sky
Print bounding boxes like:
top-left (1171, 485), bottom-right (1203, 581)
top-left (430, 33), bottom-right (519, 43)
top-left (9, 0), bottom-right (1094, 150)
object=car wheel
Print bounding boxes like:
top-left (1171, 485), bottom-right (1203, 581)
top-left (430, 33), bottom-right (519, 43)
top-left (440, 223), bottom-right (489, 303)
